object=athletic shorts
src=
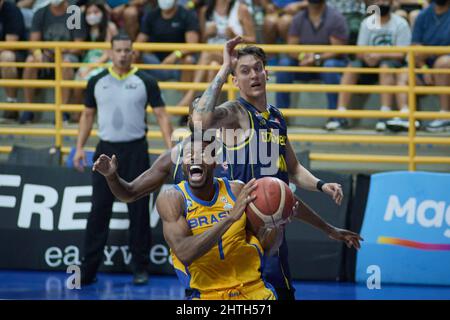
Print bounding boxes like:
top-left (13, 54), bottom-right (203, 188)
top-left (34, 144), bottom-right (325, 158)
top-left (190, 280), bottom-right (277, 300)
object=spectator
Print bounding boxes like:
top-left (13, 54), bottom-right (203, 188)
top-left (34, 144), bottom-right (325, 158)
top-left (394, 0), bottom-right (429, 27)
top-left (135, 0), bottom-right (200, 82)
top-left (74, 33), bottom-right (173, 285)
top-left (21, 0), bottom-right (87, 124)
top-left (73, 0), bottom-right (118, 112)
top-left (0, 0), bottom-right (26, 121)
top-left (78, 0), bottom-right (147, 40)
top-left (260, 0), bottom-right (307, 44)
top-left (328, 0), bottom-right (366, 45)
top-left (337, 0), bottom-right (412, 132)
top-left (276, 0), bottom-right (349, 130)
top-left (405, 0), bottom-right (450, 132)
top-left (177, 0), bottom-right (256, 108)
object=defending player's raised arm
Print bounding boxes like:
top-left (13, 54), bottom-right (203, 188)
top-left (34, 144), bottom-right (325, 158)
top-left (191, 36), bottom-right (243, 129)
top-left (286, 137), bottom-right (343, 205)
top-left (156, 186), bottom-right (254, 266)
top-left (93, 148), bottom-right (174, 203)
top-left (291, 199), bottom-right (363, 250)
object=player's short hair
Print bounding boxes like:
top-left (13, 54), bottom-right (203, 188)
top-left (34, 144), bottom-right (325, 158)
top-left (111, 32), bottom-right (132, 47)
top-left (232, 45), bottom-right (267, 75)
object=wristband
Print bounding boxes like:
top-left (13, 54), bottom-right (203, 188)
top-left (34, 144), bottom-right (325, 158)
top-left (174, 50), bottom-right (183, 59)
top-left (316, 180), bottom-right (325, 192)
top-left (186, 0), bottom-right (194, 9)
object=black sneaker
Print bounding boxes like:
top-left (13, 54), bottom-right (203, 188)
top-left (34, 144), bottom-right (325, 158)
top-left (3, 111), bottom-right (19, 121)
top-left (133, 270), bottom-right (149, 285)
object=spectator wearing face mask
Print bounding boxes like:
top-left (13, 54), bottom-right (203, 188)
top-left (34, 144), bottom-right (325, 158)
top-left (135, 0), bottom-right (200, 82)
top-left (75, 0), bottom-right (118, 82)
top-left (72, 0), bottom-right (118, 121)
top-left (20, 0), bottom-right (87, 124)
top-left (337, 0), bottom-right (413, 132)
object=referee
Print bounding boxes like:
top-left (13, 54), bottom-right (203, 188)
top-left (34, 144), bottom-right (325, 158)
top-left (74, 33), bottom-right (173, 285)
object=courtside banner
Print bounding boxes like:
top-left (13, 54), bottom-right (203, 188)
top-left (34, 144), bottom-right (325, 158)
top-left (0, 163), bottom-right (174, 274)
top-left (356, 171), bottom-right (450, 285)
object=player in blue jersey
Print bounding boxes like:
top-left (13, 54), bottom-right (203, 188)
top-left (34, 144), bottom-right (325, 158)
top-left (191, 36), bottom-right (363, 300)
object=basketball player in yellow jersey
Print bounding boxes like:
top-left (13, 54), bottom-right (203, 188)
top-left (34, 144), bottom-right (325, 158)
top-left (156, 139), bottom-right (283, 300)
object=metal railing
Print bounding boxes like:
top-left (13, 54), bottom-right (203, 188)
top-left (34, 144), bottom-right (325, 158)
top-left (0, 42), bottom-right (449, 170)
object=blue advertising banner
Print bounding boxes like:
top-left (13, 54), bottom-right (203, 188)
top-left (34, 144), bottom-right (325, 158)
top-left (356, 171), bottom-right (450, 285)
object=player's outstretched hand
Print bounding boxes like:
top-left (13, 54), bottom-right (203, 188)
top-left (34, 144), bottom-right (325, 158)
top-left (328, 227), bottom-right (364, 250)
top-left (230, 178), bottom-right (257, 222)
top-left (92, 154), bottom-right (118, 178)
top-left (322, 182), bottom-right (344, 206)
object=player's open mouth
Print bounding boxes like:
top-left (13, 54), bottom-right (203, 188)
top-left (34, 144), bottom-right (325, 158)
top-left (251, 83), bottom-right (261, 88)
top-left (189, 165), bottom-right (204, 182)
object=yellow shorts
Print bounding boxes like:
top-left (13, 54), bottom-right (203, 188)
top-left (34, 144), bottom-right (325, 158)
top-left (194, 280), bottom-right (277, 300)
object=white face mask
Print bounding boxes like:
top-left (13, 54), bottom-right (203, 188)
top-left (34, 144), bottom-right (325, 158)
top-left (86, 13), bottom-right (103, 26)
top-left (158, 0), bottom-right (175, 10)
top-left (50, 0), bottom-right (64, 6)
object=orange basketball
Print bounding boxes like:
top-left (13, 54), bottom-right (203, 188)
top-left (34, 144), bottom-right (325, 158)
top-left (246, 177), bottom-right (296, 230)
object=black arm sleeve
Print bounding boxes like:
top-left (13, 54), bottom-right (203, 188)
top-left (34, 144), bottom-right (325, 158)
top-left (84, 77), bottom-right (97, 108)
top-left (84, 70), bottom-right (108, 108)
top-left (136, 70), bottom-right (165, 108)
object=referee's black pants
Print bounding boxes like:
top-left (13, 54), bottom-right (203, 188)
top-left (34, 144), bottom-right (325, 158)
top-left (82, 137), bottom-right (151, 279)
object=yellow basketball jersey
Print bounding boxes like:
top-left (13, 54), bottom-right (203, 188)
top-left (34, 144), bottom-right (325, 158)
top-left (171, 177), bottom-right (266, 296)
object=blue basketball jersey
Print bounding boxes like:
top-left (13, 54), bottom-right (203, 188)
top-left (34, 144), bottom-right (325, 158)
top-left (223, 97), bottom-right (289, 184)
top-left (222, 97), bottom-right (293, 291)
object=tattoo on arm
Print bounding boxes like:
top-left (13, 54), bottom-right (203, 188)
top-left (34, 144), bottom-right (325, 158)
top-left (194, 72), bottom-right (227, 114)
